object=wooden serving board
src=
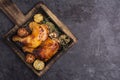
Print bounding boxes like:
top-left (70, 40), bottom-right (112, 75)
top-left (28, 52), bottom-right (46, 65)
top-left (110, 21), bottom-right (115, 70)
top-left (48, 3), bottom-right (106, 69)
top-left (0, 0), bottom-right (77, 77)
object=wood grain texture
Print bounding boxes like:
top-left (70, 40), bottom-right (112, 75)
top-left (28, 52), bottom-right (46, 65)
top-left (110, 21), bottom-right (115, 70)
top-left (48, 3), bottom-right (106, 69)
top-left (0, 0), bottom-right (25, 26)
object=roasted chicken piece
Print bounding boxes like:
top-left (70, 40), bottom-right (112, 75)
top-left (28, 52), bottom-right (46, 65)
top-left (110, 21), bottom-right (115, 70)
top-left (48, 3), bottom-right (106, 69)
top-left (26, 54), bottom-right (35, 64)
top-left (33, 38), bottom-right (59, 61)
top-left (17, 28), bottom-right (29, 37)
top-left (12, 22), bottom-right (49, 53)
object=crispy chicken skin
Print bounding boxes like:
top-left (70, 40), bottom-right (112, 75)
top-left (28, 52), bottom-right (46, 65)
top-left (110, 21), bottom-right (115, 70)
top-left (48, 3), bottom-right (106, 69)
top-left (12, 22), bottom-right (49, 53)
top-left (33, 38), bottom-right (59, 61)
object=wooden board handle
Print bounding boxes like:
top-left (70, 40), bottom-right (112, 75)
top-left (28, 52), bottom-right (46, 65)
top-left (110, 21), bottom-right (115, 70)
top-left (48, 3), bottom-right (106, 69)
top-left (0, 0), bottom-right (26, 26)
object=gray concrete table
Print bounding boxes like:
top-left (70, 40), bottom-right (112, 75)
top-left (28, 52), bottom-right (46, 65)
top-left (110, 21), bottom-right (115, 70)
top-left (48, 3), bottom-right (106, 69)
top-left (0, 0), bottom-right (120, 80)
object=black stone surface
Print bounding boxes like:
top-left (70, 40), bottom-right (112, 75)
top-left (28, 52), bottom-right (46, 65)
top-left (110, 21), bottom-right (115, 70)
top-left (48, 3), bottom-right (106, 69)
top-left (0, 0), bottom-right (120, 80)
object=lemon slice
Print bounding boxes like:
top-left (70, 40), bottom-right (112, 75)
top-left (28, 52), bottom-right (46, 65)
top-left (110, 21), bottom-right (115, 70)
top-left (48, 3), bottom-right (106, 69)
top-left (33, 59), bottom-right (45, 70)
top-left (34, 14), bottom-right (43, 23)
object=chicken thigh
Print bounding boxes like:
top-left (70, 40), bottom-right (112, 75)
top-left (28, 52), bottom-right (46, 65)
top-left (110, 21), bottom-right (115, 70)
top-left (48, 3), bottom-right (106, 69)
top-left (12, 22), bottom-right (49, 53)
top-left (33, 38), bottom-right (59, 61)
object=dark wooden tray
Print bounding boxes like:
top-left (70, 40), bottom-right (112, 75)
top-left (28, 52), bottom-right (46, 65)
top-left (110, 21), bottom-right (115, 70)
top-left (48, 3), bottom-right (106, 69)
top-left (0, 0), bottom-right (77, 77)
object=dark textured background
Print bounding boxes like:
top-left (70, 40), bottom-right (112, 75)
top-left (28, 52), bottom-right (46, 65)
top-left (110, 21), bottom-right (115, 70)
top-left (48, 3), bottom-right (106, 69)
top-left (0, 0), bottom-right (120, 80)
